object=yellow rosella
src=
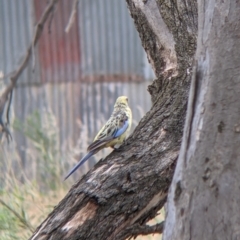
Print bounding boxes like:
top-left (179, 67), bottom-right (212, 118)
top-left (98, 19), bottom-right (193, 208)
top-left (64, 96), bottom-right (132, 180)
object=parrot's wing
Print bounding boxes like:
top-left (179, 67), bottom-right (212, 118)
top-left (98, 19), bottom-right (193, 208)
top-left (87, 113), bottom-right (129, 152)
top-left (112, 119), bottom-right (129, 137)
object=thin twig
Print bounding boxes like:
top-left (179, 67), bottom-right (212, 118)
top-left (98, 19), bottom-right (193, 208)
top-left (0, 198), bottom-right (35, 232)
top-left (116, 222), bottom-right (165, 240)
top-left (65, 0), bottom-right (79, 33)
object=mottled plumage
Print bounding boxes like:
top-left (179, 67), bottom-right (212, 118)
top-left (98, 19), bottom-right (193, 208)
top-left (64, 96), bottom-right (132, 180)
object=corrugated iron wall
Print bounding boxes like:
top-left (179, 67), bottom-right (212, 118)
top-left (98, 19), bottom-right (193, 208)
top-left (79, 0), bottom-right (144, 78)
top-left (0, 0), bottom-right (154, 178)
top-left (35, 0), bottom-right (81, 83)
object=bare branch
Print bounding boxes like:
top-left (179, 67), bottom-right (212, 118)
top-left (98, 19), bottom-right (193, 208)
top-left (65, 0), bottom-right (79, 33)
top-left (117, 222), bottom-right (164, 240)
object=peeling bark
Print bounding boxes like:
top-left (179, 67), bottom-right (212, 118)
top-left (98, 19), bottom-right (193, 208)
top-left (29, 1), bottom-right (197, 239)
top-left (164, 1), bottom-right (240, 239)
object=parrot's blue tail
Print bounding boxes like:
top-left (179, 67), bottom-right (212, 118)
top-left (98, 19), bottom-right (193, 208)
top-left (64, 151), bottom-right (95, 180)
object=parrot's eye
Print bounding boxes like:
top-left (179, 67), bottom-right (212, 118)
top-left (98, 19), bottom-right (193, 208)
top-left (126, 97), bottom-right (128, 101)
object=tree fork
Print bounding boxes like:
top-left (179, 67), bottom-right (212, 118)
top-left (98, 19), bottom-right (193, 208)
top-left (30, 0), bottom-right (197, 239)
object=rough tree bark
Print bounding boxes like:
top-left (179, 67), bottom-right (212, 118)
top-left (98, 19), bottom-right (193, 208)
top-left (164, 0), bottom-right (240, 239)
top-left (30, 1), bottom-right (197, 239)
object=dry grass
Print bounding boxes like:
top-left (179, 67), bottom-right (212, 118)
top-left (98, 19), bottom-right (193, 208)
top-left (0, 183), bottom-right (67, 239)
top-left (0, 110), bottom-right (164, 240)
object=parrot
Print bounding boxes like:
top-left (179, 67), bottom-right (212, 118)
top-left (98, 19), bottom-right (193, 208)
top-left (64, 96), bottom-right (132, 180)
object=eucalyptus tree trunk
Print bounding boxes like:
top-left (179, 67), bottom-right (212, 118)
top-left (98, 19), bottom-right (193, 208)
top-left (164, 1), bottom-right (240, 239)
top-left (29, 1), bottom-right (197, 239)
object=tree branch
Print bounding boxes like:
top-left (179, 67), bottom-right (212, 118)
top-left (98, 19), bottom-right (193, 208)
top-left (117, 222), bottom-right (164, 240)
